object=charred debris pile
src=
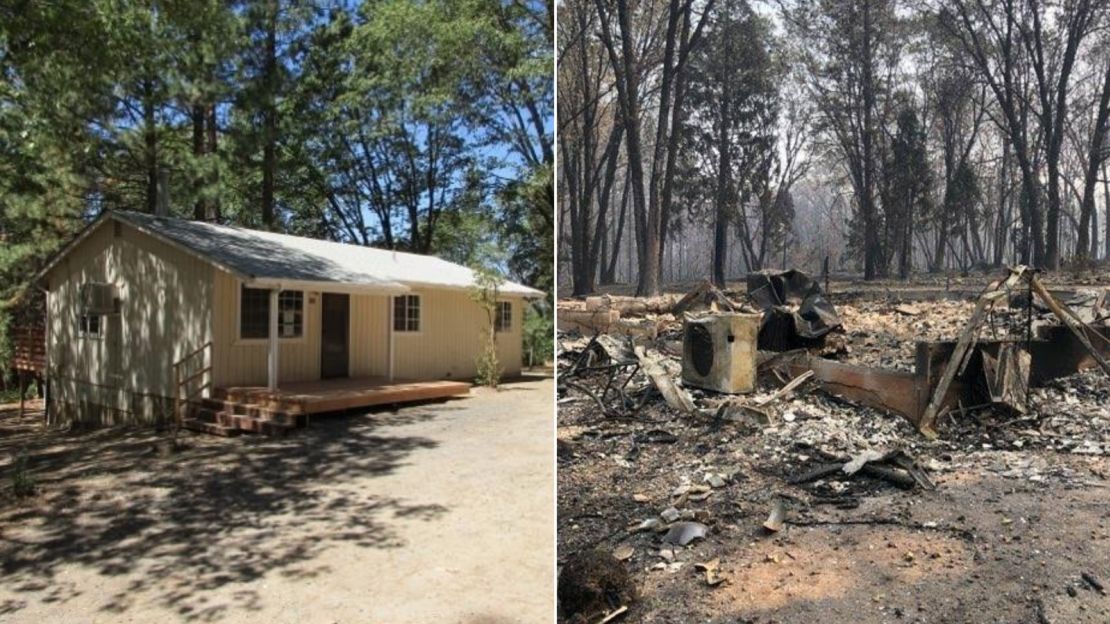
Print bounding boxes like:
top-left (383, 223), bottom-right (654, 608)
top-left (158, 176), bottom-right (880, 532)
top-left (556, 266), bottom-right (1110, 621)
top-left (559, 266), bottom-right (1110, 447)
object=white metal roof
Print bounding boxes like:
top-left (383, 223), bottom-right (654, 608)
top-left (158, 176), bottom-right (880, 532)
top-left (109, 211), bottom-right (544, 297)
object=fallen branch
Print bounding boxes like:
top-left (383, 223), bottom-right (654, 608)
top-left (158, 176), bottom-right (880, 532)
top-left (633, 346), bottom-right (695, 413)
top-left (597, 605), bottom-right (629, 624)
top-left (788, 517), bottom-right (977, 542)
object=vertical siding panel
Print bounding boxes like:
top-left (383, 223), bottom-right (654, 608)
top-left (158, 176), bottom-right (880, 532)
top-left (391, 288), bottom-right (525, 381)
top-left (45, 220), bottom-right (213, 424)
top-left (348, 294), bottom-right (388, 377)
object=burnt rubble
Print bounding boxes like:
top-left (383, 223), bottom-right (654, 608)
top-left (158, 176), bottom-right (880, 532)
top-left (557, 268), bottom-right (1110, 621)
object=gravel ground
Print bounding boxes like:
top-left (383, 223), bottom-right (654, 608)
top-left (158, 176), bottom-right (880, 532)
top-left (0, 374), bottom-right (555, 623)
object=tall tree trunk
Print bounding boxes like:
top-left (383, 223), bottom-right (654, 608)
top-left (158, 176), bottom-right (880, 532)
top-left (587, 124), bottom-right (624, 290)
top-left (860, 0), bottom-right (880, 280)
top-left (602, 176), bottom-right (629, 285)
top-left (1076, 62), bottom-right (1110, 263)
top-left (143, 77), bottom-right (158, 214)
top-left (1104, 161), bottom-right (1110, 261)
top-left (207, 103), bottom-right (220, 221)
top-left (933, 187), bottom-right (950, 272)
top-left (563, 133), bottom-right (587, 295)
top-left (993, 142), bottom-right (1011, 267)
top-left (613, 0), bottom-right (652, 296)
top-left (261, 0), bottom-right (278, 229)
top-left (657, 1), bottom-right (697, 280)
top-left (711, 84), bottom-right (731, 288)
top-left (639, 0), bottom-right (682, 296)
top-left (1101, 159), bottom-right (1110, 259)
top-left (192, 103), bottom-right (206, 219)
top-left (1092, 196), bottom-right (1099, 261)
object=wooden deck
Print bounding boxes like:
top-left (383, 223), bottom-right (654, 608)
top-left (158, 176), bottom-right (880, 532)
top-left (214, 377), bottom-right (472, 415)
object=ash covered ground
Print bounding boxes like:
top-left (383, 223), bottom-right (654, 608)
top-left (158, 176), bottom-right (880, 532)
top-left (557, 276), bottom-right (1110, 624)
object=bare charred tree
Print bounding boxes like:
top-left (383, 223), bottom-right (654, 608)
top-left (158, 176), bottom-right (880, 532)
top-left (560, 0), bottom-right (623, 295)
top-left (592, 0), bottom-right (651, 293)
top-left (939, 0), bottom-right (1105, 269)
top-left (684, 1), bottom-right (778, 287)
top-left (1076, 59), bottom-right (1110, 262)
top-left (784, 0), bottom-right (902, 280)
top-left (1021, 0), bottom-right (1102, 268)
top-left (593, 0), bottom-right (714, 296)
top-left (938, 0), bottom-right (1042, 266)
top-left (929, 64), bottom-right (985, 271)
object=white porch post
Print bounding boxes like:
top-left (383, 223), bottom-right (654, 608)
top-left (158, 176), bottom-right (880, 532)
top-left (268, 288), bottom-right (280, 390)
top-left (387, 295), bottom-right (395, 381)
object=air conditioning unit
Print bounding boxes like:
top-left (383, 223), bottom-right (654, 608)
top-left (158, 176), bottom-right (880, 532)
top-left (81, 283), bottom-right (118, 315)
top-left (681, 312), bottom-right (761, 394)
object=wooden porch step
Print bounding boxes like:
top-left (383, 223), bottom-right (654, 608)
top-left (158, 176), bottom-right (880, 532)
top-left (214, 412), bottom-right (294, 436)
top-left (182, 418), bottom-right (241, 437)
top-left (186, 405), bottom-right (301, 437)
top-left (199, 400), bottom-right (301, 424)
top-left (215, 391), bottom-right (307, 415)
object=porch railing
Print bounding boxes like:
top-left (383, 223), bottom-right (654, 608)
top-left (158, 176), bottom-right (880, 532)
top-left (173, 341), bottom-right (212, 427)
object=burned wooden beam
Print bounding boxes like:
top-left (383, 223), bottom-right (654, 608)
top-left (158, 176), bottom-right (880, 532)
top-left (981, 344), bottom-right (1031, 414)
top-left (787, 357), bottom-right (927, 427)
top-left (918, 267), bottom-right (1028, 438)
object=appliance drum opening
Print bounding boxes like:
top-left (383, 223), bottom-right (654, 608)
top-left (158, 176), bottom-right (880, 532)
top-left (688, 323), bottom-right (715, 376)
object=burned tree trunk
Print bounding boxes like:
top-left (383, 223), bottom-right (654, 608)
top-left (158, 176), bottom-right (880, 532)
top-left (1076, 62), bottom-right (1110, 264)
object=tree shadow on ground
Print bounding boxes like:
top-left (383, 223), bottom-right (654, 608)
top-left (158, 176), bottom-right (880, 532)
top-left (0, 402), bottom-right (451, 621)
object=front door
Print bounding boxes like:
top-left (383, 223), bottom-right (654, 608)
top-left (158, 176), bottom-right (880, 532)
top-left (320, 293), bottom-right (350, 379)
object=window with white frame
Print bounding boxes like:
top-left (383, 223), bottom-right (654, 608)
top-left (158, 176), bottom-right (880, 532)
top-left (495, 301), bottom-right (512, 332)
top-left (393, 295), bottom-right (420, 332)
top-left (278, 291), bottom-right (304, 337)
top-left (78, 312), bottom-right (102, 338)
top-left (240, 286), bottom-right (303, 339)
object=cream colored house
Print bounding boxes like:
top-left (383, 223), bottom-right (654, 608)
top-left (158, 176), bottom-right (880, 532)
top-left (36, 211), bottom-right (542, 430)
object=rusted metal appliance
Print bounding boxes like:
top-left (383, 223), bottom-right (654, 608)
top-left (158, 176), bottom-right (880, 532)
top-left (682, 313), bottom-right (761, 394)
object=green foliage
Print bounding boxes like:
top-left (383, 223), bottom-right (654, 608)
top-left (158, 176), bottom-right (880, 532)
top-left (883, 103), bottom-right (930, 275)
top-left (946, 161), bottom-right (979, 227)
top-left (473, 346), bottom-right (501, 388)
top-left (499, 163), bottom-right (554, 302)
top-left (468, 265), bottom-right (504, 387)
top-left (0, 0), bottom-right (551, 329)
top-left (521, 302), bottom-right (553, 368)
top-left (684, 1), bottom-right (780, 207)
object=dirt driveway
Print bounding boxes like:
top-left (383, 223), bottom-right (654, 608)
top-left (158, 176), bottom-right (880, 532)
top-left (0, 375), bottom-right (554, 623)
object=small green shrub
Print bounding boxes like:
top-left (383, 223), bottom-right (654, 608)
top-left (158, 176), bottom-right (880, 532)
top-left (470, 265), bottom-right (505, 388)
top-left (474, 344), bottom-right (502, 388)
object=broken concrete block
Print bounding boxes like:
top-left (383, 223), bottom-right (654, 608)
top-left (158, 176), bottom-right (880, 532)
top-left (557, 308), bottom-right (621, 334)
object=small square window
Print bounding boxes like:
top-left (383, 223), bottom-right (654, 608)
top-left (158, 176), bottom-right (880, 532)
top-left (394, 295), bottom-right (420, 332)
top-left (278, 291), bottom-right (304, 338)
top-left (495, 301), bottom-right (512, 332)
top-left (78, 312), bottom-right (102, 338)
top-left (240, 286), bottom-right (303, 339)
